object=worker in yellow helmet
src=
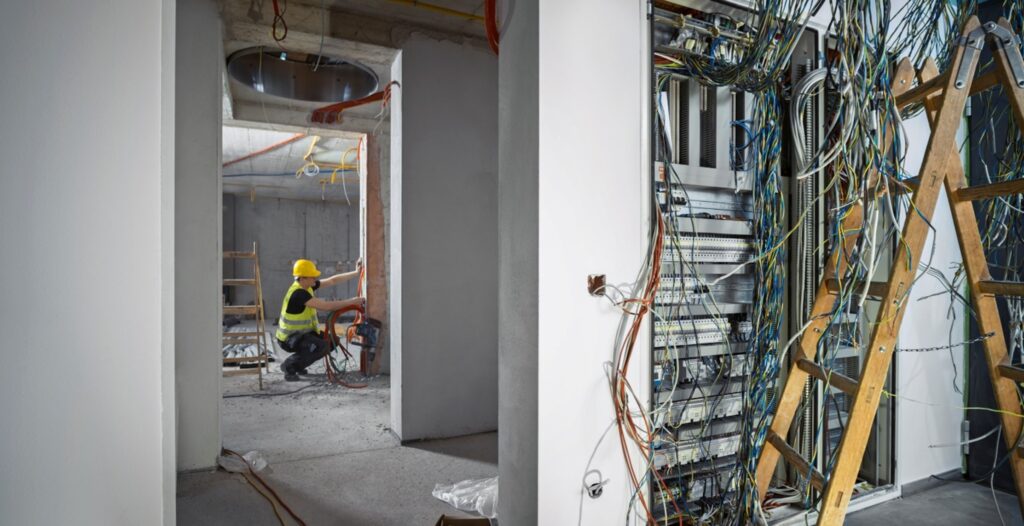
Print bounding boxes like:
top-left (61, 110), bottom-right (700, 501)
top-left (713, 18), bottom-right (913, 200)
top-left (276, 258), bottom-right (363, 381)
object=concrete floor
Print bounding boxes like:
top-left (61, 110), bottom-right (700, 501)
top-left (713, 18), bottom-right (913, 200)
top-left (177, 367), bottom-right (497, 525)
top-left (181, 366), bottom-right (1020, 525)
top-left (847, 481), bottom-right (1023, 526)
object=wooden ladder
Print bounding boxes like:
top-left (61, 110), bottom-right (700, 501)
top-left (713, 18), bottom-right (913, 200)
top-left (754, 16), bottom-right (1024, 525)
top-left (223, 241), bottom-right (271, 389)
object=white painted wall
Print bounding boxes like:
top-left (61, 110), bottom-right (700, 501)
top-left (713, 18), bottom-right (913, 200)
top-left (889, 0), bottom-right (967, 487)
top-left (391, 35), bottom-right (499, 441)
top-left (894, 115), bottom-right (968, 485)
top-left (0, 0), bottom-right (176, 523)
top-left (536, 3), bottom-right (649, 524)
top-left (176, 0), bottom-right (223, 472)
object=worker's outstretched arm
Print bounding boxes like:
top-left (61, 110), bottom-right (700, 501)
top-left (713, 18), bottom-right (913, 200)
top-left (307, 296), bottom-right (364, 312)
top-left (319, 259), bottom-right (363, 287)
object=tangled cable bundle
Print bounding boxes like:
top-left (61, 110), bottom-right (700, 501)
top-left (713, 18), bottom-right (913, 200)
top-left (609, 1), bottom-right (1024, 524)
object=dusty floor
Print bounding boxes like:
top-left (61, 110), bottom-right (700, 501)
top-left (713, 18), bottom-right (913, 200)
top-left (177, 365), bottom-right (497, 525)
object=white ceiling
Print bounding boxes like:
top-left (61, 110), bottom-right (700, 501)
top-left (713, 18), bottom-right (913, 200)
top-left (223, 125), bottom-right (363, 203)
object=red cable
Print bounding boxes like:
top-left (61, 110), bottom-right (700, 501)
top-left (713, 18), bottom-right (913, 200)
top-left (323, 305), bottom-right (368, 389)
top-left (484, 0), bottom-right (499, 55)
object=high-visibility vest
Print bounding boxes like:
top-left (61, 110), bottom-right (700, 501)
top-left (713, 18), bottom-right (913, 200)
top-left (275, 281), bottom-right (318, 342)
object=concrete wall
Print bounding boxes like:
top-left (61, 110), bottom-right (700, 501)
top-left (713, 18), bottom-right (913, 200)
top-left (497, 2), bottom-right (648, 523)
top-left (176, 0), bottom-right (223, 472)
top-left (392, 35), bottom-right (499, 440)
top-left (0, 0), bottom-right (176, 523)
top-left (497, 0), bottom-right (539, 522)
top-left (226, 197), bottom-right (361, 317)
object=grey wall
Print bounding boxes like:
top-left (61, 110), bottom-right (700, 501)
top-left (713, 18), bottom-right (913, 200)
top-left (393, 34), bottom-right (499, 440)
top-left (176, 0), bottom-right (223, 472)
top-left (226, 197), bottom-right (361, 322)
top-left (0, 0), bottom-right (175, 523)
top-left (497, 0), bottom-right (539, 522)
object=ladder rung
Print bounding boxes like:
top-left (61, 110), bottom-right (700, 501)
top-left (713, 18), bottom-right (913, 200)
top-left (796, 359), bottom-right (860, 396)
top-left (766, 430), bottom-right (826, 491)
top-left (998, 357), bottom-right (1024, 383)
top-left (224, 278), bottom-right (257, 286)
top-left (956, 179), bottom-right (1024, 202)
top-left (223, 331), bottom-right (265, 338)
top-left (224, 251), bottom-right (257, 259)
top-left (979, 280), bottom-right (1024, 297)
top-left (223, 355), bottom-right (266, 364)
top-left (223, 337), bottom-right (261, 344)
top-left (223, 368), bottom-right (262, 377)
top-left (825, 278), bottom-right (889, 298)
top-left (224, 305), bottom-right (259, 315)
top-left (896, 67), bottom-right (999, 107)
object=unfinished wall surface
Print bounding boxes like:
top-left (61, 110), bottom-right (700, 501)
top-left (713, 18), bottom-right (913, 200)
top-left (176, 0), bottom-right (223, 472)
top-left (497, 0), bottom-right (539, 522)
top-left (0, 0), bottom-right (176, 524)
top-left (227, 197), bottom-right (361, 318)
top-left (392, 35), bottom-right (499, 440)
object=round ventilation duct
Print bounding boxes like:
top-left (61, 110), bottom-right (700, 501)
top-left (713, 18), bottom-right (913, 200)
top-left (227, 47), bottom-right (379, 103)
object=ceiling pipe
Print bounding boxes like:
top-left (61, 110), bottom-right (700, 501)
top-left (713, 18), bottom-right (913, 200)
top-left (385, 0), bottom-right (485, 22)
top-left (222, 133), bottom-right (307, 167)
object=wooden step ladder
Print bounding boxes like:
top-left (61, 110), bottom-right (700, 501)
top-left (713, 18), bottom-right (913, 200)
top-left (223, 242), bottom-right (271, 389)
top-left (754, 17), bottom-right (1024, 525)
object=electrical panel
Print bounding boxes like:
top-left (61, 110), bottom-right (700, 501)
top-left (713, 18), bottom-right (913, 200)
top-left (650, 4), bottom-right (757, 520)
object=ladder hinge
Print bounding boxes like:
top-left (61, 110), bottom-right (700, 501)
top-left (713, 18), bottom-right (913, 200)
top-left (984, 22), bottom-right (1024, 89)
top-left (955, 27), bottom-right (987, 90)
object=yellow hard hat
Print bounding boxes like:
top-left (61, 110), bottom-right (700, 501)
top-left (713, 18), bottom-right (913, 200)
top-left (292, 259), bottom-right (321, 278)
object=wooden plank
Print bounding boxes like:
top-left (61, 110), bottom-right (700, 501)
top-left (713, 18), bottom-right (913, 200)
top-left (824, 278), bottom-right (889, 299)
top-left (223, 331), bottom-right (266, 338)
top-left (766, 430), bottom-right (825, 491)
top-left (224, 305), bottom-right (259, 316)
top-left (895, 68), bottom-right (998, 108)
top-left (223, 251), bottom-right (257, 259)
top-left (223, 368), bottom-right (261, 377)
top-left (796, 359), bottom-right (860, 396)
top-left (224, 278), bottom-right (257, 286)
top-left (754, 58), bottom-right (919, 501)
top-left (818, 24), bottom-right (983, 524)
top-left (998, 357), bottom-right (1024, 383)
top-left (223, 356), bottom-right (267, 365)
top-left (978, 280), bottom-right (1024, 297)
top-left (956, 178), bottom-right (1024, 201)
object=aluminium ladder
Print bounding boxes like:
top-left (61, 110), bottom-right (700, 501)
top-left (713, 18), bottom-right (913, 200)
top-left (222, 242), bottom-right (271, 389)
top-left (754, 17), bottom-right (1024, 525)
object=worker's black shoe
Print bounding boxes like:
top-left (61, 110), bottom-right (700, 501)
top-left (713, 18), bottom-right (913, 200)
top-left (296, 368), bottom-right (309, 375)
top-left (282, 364), bottom-right (301, 381)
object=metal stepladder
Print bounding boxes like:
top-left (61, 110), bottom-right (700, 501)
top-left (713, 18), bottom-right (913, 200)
top-left (754, 17), bottom-right (1024, 525)
top-left (222, 241), bottom-right (271, 389)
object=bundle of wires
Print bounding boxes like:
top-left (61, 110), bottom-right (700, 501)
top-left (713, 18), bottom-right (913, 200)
top-left (626, 1), bottom-right (1024, 525)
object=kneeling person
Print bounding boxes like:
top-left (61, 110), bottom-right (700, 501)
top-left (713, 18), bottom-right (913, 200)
top-left (276, 258), bottom-right (363, 381)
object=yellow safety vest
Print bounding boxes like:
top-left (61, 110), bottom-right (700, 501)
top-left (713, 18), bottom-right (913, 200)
top-left (275, 281), bottom-right (319, 342)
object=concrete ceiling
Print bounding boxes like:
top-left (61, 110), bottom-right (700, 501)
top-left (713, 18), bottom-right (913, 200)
top-left (223, 125), bottom-right (363, 203)
top-left (221, 0), bottom-right (490, 135)
top-left (296, 0), bottom-right (488, 38)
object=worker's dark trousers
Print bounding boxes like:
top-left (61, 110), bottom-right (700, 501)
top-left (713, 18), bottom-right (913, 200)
top-left (280, 332), bottom-right (331, 373)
